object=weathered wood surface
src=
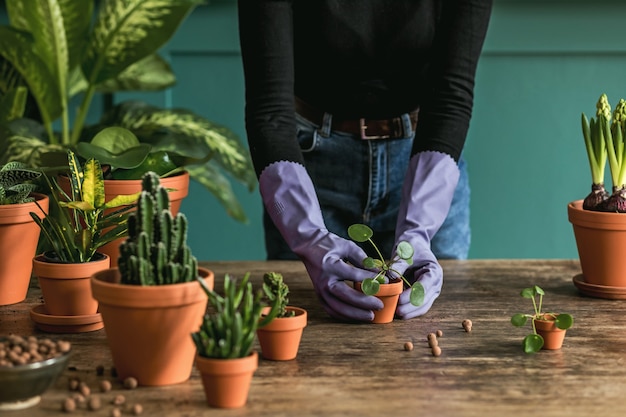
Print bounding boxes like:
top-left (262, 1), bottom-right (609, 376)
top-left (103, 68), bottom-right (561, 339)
top-left (2, 259), bottom-right (624, 417)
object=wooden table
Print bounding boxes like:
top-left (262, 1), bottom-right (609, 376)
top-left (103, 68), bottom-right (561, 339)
top-left (1, 259), bottom-right (624, 417)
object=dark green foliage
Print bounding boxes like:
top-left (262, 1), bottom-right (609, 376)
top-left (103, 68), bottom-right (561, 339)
top-left (0, 161), bottom-right (40, 204)
top-left (262, 272), bottom-right (294, 318)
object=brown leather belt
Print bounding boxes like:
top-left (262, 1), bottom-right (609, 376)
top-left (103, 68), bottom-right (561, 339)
top-left (295, 97), bottom-right (419, 140)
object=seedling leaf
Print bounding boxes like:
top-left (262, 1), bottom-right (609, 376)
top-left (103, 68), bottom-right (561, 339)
top-left (347, 224), bottom-right (373, 243)
top-left (522, 334), bottom-right (544, 354)
top-left (396, 241), bottom-right (414, 261)
top-left (361, 278), bottom-right (380, 296)
top-left (410, 283), bottom-right (425, 306)
top-left (511, 313), bottom-right (528, 327)
top-left (555, 313), bottom-right (574, 330)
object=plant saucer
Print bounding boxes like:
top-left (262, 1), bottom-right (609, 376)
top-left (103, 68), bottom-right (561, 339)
top-left (29, 304), bottom-right (104, 333)
top-left (573, 274), bottom-right (626, 300)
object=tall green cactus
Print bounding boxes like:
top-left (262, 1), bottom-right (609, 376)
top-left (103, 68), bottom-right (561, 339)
top-left (118, 171), bottom-right (198, 285)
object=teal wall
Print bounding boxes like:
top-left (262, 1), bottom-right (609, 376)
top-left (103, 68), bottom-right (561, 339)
top-left (4, 0), bottom-right (626, 260)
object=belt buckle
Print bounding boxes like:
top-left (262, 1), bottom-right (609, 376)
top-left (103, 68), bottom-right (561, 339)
top-left (359, 118), bottom-right (389, 140)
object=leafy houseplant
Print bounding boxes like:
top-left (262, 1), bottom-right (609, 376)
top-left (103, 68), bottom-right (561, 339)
top-left (511, 285), bottom-right (574, 354)
top-left (90, 171), bottom-right (213, 386)
top-left (192, 273), bottom-right (280, 408)
top-left (347, 224), bottom-right (425, 307)
top-left (0, 0), bottom-right (256, 222)
top-left (0, 161), bottom-right (47, 306)
top-left (256, 272), bottom-right (307, 361)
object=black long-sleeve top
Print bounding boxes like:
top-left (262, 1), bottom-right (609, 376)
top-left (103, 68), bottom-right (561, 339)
top-left (237, 0), bottom-right (493, 177)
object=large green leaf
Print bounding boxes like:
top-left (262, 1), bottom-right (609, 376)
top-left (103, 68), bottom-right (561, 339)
top-left (83, 0), bottom-right (204, 85)
top-left (0, 27), bottom-right (61, 127)
top-left (96, 54), bottom-right (176, 93)
top-left (0, 86), bottom-right (27, 122)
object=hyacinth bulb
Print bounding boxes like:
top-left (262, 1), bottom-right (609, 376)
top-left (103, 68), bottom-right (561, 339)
top-left (603, 186), bottom-right (626, 213)
top-left (583, 183), bottom-right (609, 211)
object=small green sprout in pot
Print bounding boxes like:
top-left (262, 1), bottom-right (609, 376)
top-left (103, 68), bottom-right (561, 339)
top-left (262, 272), bottom-right (295, 318)
top-left (511, 285), bottom-right (574, 354)
top-left (347, 223), bottom-right (424, 307)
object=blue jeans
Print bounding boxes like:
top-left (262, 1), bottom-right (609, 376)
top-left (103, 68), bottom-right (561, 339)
top-left (264, 112), bottom-right (471, 260)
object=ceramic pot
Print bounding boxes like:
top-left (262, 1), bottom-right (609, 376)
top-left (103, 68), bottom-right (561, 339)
top-left (568, 200), bottom-right (626, 297)
top-left (90, 267), bottom-right (213, 386)
top-left (195, 351), bottom-right (258, 409)
top-left (0, 194), bottom-right (48, 306)
top-left (534, 316), bottom-right (567, 350)
top-left (32, 252), bottom-right (109, 316)
top-left (354, 279), bottom-right (404, 324)
top-left (256, 306), bottom-right (307, 361)
top-left (58, 171), bottom-right (189, 267)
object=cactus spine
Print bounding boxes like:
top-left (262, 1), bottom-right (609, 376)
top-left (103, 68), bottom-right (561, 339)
top-left (118, 172), bottom-right (198, 285)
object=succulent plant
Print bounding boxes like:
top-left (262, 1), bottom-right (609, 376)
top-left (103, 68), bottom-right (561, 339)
top-left (117, 171), bottom-right (197, 285)
top-left (0, 161), bottom-right (41, 205)
top-left (262, 272), bottom-right (294, 318)
top-left (192, 273), bottom-right (280, 359)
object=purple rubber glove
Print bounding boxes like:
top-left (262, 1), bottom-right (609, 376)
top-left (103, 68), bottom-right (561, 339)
top-left (393, 151), bottom-right (460, 319)
top-left (259, 161), bottom-right (384, 321)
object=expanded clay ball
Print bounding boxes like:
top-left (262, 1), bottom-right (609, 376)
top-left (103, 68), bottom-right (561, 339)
top-left (111, 394), bottom-right (126, 406)
top-left (432, 346), bottom-right (442, 357)
top-left (100, 379), bottom-right (112, 392)
top-left (110, 408), bottom-right (122, 417)
top-left (462, 319), bottom-right (473, 332)
top-left (62, 397), bottom-right (76, 413)
top-left (436, 329), bottom-right (443, 338)
top-left (131, 403), bottom-right (144, 415)
top-left (427, 333), bottom-right (438, 347)
top-left (404, 341), bottom-right (414, 351)
top-left (123, 376), bottom-right (138, 389)
top-left (88, 395), bottom-right (102, 411)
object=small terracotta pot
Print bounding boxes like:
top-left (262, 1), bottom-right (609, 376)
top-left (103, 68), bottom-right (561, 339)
top-left (355, 279), bottom-right (404, 323)
top-left (91, 267), bottom-right (213, 386)
top-left (257, 306), bottom-right (307, 361)
top-left (0, 193), bottom-right (48, 306)
top-left (534, 316), bottom-right (567, 350)
top-left (568, 200), bottom-right (626, 289)
top-left (58, 171), bottom-right (189, 267)
top-left (32, 252), bottom-right (109, 316)
top-left (195, 351), bottom-right (258, 409)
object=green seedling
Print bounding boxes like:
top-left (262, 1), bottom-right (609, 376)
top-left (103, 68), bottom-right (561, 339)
top-left (347, 224), bottom-right (424, 307)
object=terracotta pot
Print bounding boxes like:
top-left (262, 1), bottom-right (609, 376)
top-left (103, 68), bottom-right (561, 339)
top-left (0, 193), bottom-right (48, 306)
top-left (195, 351), bottom-right (258, 409)
top-left (354, 279), bottom-right (404, 323)
top-left (90, 267), bottom-right (213, 386)
top-left (58, 171), bottom-right (189, 267)
top-left (534, 316), bottom-right (567, 350)
top-left (32, 252), bottom-right (109, 316)
top-left (256, 306), bottom-right (307, 361)
top-left (568, 200), bottom-right (626, 295)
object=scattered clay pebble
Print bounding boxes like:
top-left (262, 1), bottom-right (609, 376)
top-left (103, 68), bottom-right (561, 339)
top-left (404, 341), bottom-right (414, 351)
top-left (111, 408), bottom-right (122, 417)
top-left (462, 319), bottom-right (473, 332)
top-left (131, 403), bottom-right (144, 415)
top-left (88, 395), bottom-right (102, 411)
top-left (100, 379), bottom-right (112, 392)
top-left (62, 397), bottom-right (76, 412)
top-left (112, 394), bottom-right (126, 406)
top-left (432, 346), bottom-right (442, 357)
top-left (123, 376), bottom-right (138, 389)
top-left (68, 377), bottom-right (80, 391)
top-left (78, 381), bottom-right (91, 397)
top-left (427, 333), bottom-right (438, 347)
top-left (72, 393), bottom-right (86, 404)
top-left (436, 329), bottom-right (443, 338)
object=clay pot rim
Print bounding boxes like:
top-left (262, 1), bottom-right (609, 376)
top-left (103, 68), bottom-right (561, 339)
top-left (259, 306), bottom-right (308, 331)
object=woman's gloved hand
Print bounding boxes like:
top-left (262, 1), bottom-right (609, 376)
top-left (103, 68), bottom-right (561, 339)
top-left (392, 151), bottom-right (460, 319)
top-left (259, 161), bottom-right (383, 321)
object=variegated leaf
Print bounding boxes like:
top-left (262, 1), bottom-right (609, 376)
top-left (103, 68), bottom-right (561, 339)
top-left (96, 53), bottom-right (176, 93)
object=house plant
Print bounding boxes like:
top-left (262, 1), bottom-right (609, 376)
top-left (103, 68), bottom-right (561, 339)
top-left (0, 0), bottom-right (256, 223)
top-left (256, 272), bottom-right (307, 361)
top-left (347, 223), bottom-right (425, 323)
top-left (192, 273), bottom-right (280, 408)
top-left (0, 161), bottom-right (47, 306)
top-left (91, 171), bottom-right (213, 386)
top-left (29, 149), bottom-right (140, 320)
top-left (510, 285), bottom-right (574, 353)
top-left (569, 93), bottom-right (626, 297)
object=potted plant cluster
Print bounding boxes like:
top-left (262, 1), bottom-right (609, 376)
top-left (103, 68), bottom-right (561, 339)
top-left (256, 272), bottom-right (308, 361)
top-left (192, 273), bottom-right (280, 409)
top-left (511, 285), bottom-right (574, 353)
top-left (569, 93), bottom-right (626, 298)
top-left (0, 162), bottom-right (47, 306)
top-left (28, 150), bottom-right (140, 332)
top-left (0, 0), bottom-right (256, 224)
top-left (91, 171), bottom-right (214, 386)
top-left (347, 224), bottom-right (425, 323)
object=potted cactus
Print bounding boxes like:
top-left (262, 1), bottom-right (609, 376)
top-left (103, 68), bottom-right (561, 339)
top-left (0, 162), bottom-right (47, 306)
top-left (91, 171), bottom-right (214, 386)
top-left (569, 93), bottom-right (626, 297)
top-left (256, 272), bottom-right (308, 361)
top-left (28, 150), bottom-right (139, 323)
top-left (192, 273), bottom-right (279, 408)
